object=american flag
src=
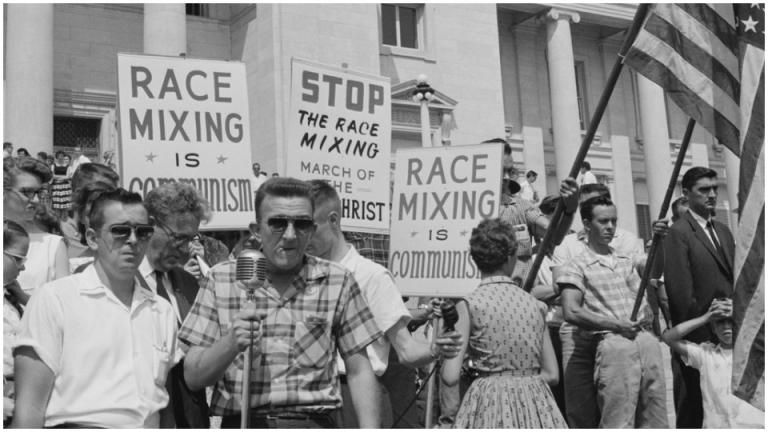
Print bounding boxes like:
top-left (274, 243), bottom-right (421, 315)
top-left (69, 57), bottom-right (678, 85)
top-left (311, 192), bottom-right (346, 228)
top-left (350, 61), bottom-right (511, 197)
top-left (625, 4), bottom-right (764, 409)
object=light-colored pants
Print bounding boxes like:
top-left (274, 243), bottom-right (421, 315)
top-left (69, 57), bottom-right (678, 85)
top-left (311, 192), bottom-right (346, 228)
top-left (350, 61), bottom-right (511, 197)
top-left (595, 331), bottom-right (668, 428)
top-left (560, 326), bottom-right (600, 428)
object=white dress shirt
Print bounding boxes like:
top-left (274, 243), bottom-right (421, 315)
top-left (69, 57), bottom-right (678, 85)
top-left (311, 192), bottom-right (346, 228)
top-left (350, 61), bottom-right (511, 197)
top-left (15, 265), bottom-right (177, 428)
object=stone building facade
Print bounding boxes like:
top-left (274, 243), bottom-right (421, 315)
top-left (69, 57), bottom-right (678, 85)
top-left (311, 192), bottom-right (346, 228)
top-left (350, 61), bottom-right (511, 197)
top-left (3, 3), bottom-right (738, 237)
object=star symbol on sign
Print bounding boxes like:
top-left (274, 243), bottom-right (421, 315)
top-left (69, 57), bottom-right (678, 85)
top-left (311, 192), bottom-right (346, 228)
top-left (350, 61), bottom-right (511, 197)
top-left (410, 231), bottom-right (418, 237)
top-left (742, 15), bottom-right (759, 32)
top-left (216, 155), bottom-right (228, 164)
top-left (145, 153), bottom-right (157, 162)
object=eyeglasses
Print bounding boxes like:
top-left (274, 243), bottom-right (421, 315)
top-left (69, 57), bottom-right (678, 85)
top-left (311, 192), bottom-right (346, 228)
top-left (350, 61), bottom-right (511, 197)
top-left (266, 217), bottom-right (315, 234)
top-left (4, 250), bottom-right (27, 266)
top-left (155, 219), bottom-right (197, 246)
top-left (104, 224), bottom-right (155, 242)
top-left (8, 187), bottom-right (45, 201)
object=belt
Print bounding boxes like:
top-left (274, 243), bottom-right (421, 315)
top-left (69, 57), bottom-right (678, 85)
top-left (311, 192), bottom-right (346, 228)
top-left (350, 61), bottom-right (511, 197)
top-left (223, 410), bottom-right (335, 423)
top-left (475, 368), bottom-right (540, 378)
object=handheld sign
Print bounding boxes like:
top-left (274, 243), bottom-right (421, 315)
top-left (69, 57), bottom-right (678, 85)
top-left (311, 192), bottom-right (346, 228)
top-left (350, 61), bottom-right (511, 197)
top-left (285, 58), bottom-right (391, 234)
top-left (390, 144), bottom-right (504, 297)
top-left (117, 53), bottom-right (253, 230)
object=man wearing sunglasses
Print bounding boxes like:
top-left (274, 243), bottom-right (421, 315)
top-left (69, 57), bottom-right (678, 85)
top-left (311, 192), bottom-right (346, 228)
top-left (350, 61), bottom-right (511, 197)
top-left (12, 188), bottom-right (178, 428)
top-left (180, 177), bottom-right (383, 428)
top-left (140, 181), bottom-right (211, 428)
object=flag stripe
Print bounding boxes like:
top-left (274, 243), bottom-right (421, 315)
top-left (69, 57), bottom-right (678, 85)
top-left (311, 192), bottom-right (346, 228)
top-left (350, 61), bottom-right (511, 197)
top-left (675, 3), bottom-right (740, 53)
top-left (643, 13), bottom-right (740, 101)
top-left (737, 66), bottom-right (764, 206)
top-left (734, 206), bottom-right (765, 306)
top-left (735, 320), bottom-right (765, 403)
top-left (710, 3), bottom-right (738, 29)
top-left (623, 48), bottom-right (741, 155)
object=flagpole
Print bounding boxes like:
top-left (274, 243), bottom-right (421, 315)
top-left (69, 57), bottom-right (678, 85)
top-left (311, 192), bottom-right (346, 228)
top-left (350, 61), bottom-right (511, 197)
top-left (523, 3), bottom-right (651, 292)
top-left (630, 118), bottom-right (696, 320)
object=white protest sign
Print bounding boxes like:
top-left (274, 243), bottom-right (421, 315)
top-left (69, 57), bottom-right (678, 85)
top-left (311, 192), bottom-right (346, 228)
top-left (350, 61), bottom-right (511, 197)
top-left (117, 53), bottom-right (253, 230)
top-left (285, 58), bottom-right (391, 233)
top-left (389, 144), bottom-right (504, 297)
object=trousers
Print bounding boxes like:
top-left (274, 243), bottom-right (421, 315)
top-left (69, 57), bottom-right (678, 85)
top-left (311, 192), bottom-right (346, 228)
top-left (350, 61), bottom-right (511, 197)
top-left (595, 332), bottom-right (668, 428)
top-left (560, 326), bottom-right (599, 428)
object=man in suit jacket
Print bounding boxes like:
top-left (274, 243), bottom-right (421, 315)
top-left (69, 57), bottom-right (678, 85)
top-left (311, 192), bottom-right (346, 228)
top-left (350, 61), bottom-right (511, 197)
top-left (664, 166), bottom-right (734, 428)
top-left (142, 182), bottom-right (213, 428)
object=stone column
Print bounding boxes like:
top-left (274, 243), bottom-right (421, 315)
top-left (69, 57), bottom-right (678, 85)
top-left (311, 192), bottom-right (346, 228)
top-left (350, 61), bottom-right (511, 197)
top-left (610, 135), bottom-right (639, 233)
top-left (144, 4), bottom-right (187, 56)
top-left (544, 8), bottom-right (582, 180)
top-left (5, 4), bottom-right (54, 155)
top-left (637, 74), bottom-right (672, 219)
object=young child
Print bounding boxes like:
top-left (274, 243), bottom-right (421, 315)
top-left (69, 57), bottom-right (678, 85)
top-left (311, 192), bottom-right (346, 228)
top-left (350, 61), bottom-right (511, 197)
top-left (3, 219), bottom-right (30, 425)
top-left (662, 298), bottom-right (764, 428)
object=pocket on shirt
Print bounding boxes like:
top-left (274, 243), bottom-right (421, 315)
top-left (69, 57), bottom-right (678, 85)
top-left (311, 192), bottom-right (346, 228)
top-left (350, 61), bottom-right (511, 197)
top-left (153, 346), bottom-right (172, 387)
top-left (294, 319), bottom-right (331, 368)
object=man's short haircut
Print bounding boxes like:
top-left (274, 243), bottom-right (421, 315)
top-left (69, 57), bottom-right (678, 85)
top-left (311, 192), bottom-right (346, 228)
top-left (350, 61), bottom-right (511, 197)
top-left (4, 218), bottom-right (29, 247)
top-left (526, 170), bottom-right (538, 178)
top-left (469, 218), bottom-right (518, 274)
top-left (16, 148), bottom-right (29, 156)
top-left (3, 142), bottom-right (12, 150)
top-left (308, 179), bottom-right (341, 216)
top-left (578, 182), bottom-right (610, 201)
top-left (681, 166), bottom-right (717, 191)
top-left (54, 150), bottom-right (66, 159)
top-left (580, 195), bottom-right (615, 222)
top-left (145, 181), bottom-right (211, 224)
top-left (37, 151), bottom-right (48, 159)
top-left (254, 177), bottom-right (314, 221)
top-left (87, 188), bottom-right (144, 230)
top-left (3, 156), bottom-right (53, 189)
top-left (581, 161), bottom-right (591, 170)
top-left (71, 163), bottom-right (119, 193)
top-left (671, 196), bottom-right (690, 220)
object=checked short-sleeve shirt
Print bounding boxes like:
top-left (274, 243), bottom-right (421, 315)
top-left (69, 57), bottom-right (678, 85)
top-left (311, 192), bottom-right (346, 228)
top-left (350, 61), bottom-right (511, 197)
top-left (555, 246), bottom-right (651, 335)
top-left (178, 255), bottom-right (382, 416)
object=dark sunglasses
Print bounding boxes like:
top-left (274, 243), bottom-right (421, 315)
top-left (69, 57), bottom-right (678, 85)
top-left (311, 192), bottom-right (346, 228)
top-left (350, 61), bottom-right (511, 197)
top-left (105, 224), bottom-right (155, 241)
top-left (156, 219), bottom-right (197, 246)
top-left (266, 217), bottom-right (315, 234)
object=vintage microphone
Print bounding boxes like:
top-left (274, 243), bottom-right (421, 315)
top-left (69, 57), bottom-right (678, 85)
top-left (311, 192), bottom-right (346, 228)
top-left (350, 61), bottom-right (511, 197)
top-left (235, 247), bottom-right (268, 429)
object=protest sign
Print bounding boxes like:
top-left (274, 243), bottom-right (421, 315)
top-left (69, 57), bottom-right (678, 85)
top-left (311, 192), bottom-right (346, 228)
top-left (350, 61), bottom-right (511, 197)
top-left (117, 53), bottom-right (253, 230)
top-left (390, 144), bottom-right (504, 297)
top-left (285, 58), bottom-right (391, 233)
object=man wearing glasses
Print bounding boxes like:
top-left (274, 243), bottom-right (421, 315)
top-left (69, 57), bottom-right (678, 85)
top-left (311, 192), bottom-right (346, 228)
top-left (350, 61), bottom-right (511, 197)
top-left (12, 188), bottom-right (178, 428)
top-left (179, 177), bottom-right (383, 428)
top-left (141, 181), bottom-right (212, 428)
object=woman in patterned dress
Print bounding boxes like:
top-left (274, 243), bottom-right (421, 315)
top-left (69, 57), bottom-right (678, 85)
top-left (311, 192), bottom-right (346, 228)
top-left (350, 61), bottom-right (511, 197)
top-left (49, 151), bottom-right (72, 219)
top-left (444, 218), bottom-right (567, 428)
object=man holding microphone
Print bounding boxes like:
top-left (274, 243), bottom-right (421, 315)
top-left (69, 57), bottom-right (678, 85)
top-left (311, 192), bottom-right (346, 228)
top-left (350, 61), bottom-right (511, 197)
top-left (179, 177), bottom-right (383, 428)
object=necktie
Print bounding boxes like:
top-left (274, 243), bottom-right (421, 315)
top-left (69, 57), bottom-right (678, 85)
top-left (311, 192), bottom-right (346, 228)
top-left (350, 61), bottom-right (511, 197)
top-left (706, 221), bottom-right (729, 268)
top-left (155, 270), bottom-right (171, 303)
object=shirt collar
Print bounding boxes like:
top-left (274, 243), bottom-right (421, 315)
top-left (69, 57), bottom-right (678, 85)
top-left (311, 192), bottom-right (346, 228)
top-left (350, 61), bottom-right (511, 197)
top-left (78, 262), bottom-right (157, 303)
top-left (479, 275), bottom-right (516, 286)
top-left (139, 256), bottom-right (155, 279)
top-left (688, 208), bottom-right (711, 227)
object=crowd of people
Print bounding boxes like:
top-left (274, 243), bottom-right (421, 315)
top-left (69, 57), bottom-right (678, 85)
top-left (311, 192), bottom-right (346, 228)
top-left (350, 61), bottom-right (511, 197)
top-left (2, 136), bottom-right (763, 429)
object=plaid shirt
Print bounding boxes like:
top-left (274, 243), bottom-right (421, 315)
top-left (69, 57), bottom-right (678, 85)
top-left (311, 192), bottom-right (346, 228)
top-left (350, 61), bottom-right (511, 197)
top-left (343, 231), bottom-right (390, 269)
top-left (177, 255), bottom-right (382, 416)
top-left (555, 245), bottom-right (651, 334)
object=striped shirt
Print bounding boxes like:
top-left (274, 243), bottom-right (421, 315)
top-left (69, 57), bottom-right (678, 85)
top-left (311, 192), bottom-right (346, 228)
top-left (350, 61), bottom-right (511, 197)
top-left (178, 255), bottom-right (382, 416)
top-left (556, 245), bottom-right (651, 334)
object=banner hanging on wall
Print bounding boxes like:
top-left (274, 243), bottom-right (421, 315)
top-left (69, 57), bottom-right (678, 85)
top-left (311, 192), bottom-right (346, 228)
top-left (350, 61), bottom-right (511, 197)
top-left (117, 53), bottom-right (253, 230)
top-left (285, 58), bottom-right (392, 234)
top-left (389, 144), bottom-right (504, 297)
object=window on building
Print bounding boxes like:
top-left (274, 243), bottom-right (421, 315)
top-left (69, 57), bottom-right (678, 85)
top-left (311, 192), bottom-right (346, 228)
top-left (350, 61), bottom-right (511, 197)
top-left (575, 61), bottom-right (589, 130)
top-left (381, 4), bottom-right (419, 49)
top-left (635, 204), bottom-right (652, 243)
top-left (186, 4), bottom-right (209, 17)
top-left (53, 116), bottom-right (101, 159)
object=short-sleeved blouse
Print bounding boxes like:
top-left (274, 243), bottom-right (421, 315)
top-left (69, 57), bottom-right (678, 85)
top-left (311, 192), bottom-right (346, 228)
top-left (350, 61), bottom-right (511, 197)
top-left (464, 275), bottom-right (547, 373)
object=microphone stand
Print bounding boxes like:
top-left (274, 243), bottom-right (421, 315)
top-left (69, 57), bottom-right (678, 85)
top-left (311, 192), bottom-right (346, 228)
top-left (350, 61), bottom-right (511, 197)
top-left (241, 287), bottom-right (256, 428)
